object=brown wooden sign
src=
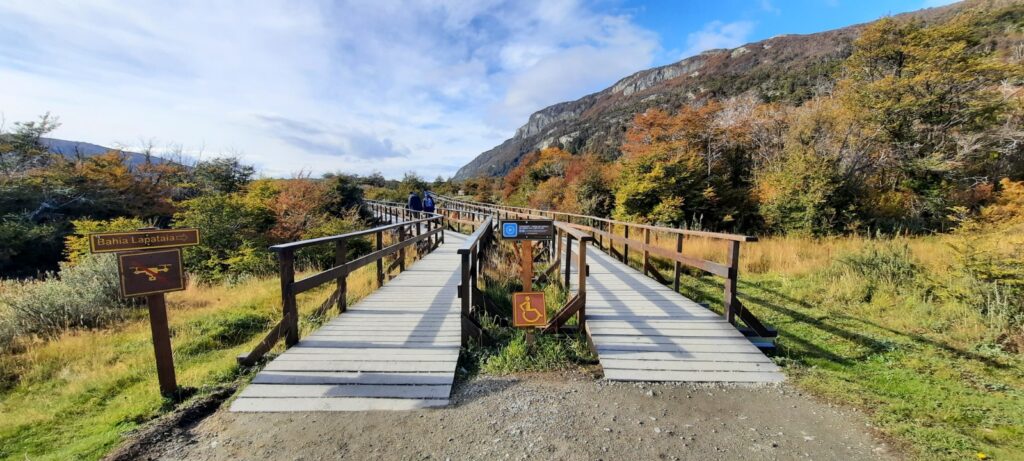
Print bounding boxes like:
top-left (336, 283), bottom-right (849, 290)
top-left (90, 228), bottom-right (200, 253)
top-left (117, 249), bottom-right (186, 297)
top-left (512, 291), bottom-right (547, 328)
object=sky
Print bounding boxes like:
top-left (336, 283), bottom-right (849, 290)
top-left (0, 0), bottom-right (957, 179)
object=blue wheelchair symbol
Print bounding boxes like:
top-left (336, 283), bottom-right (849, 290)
top-left (502, 223), bottom-right (519, 238)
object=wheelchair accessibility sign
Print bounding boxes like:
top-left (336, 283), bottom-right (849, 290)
top-left (499, 219), bottom-right (553, 240)
top-left (512, 292), bottom-right (547, 328)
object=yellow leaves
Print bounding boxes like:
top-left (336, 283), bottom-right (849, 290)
top-left (979, 178), bottom-right (1024, 226)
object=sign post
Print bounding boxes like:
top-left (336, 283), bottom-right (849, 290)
top-left (501, 220), bottom-right (554, 348)
top-left (90, 228), bottom-right (199, 398)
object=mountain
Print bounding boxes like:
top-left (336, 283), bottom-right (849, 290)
top-left (41, 138), bottom-right (172, 167)
top-left (454, 0), bottom-right (990, 180)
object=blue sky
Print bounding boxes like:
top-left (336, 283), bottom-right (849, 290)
top-left (0, 0), bottom-right (956, 179)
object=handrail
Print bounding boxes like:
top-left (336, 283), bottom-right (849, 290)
top-left (268, 215), bottom-right (440, 252)
top-left (237, 200), bottom-right (445, 365)
top-left (431, 193), bottom-right (756, 242)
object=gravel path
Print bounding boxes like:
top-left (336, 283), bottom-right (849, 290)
top-left (140, 372), bottom-right (895, 460)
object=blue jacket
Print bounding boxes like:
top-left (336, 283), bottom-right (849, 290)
top-left (407, 193), bottom-right (423, 211)
top-left (423, 195), bottom-right (435, 212)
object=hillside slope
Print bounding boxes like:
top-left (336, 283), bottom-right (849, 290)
top-left (454, 0), bottom-right (995, 180)
top-left (41, 138), bottom-right (171, 167)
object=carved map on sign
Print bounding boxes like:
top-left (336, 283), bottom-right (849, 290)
top-left (500, 220), bottom-right (553, 240)
top-left (512, 291), bottom-right (547, 327)
top-left (91, 228), bottom-right (200, 253)
top-left (117, 249), bottom-right (186, 297)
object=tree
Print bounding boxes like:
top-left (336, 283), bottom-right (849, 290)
top-left (191, 157), bottom-right (255, 194)
top-left (173, 193), bottom-right (275, 283)
top-left (0, 113), bottom-right (60, 178)
top-left (840, 15), bottom-right (1019, 229)
top-left (322, 174), bottom-right (365, 216)
top-left (397, 172), bottom-right (428, 197)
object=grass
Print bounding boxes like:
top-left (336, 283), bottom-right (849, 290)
top-left (647, 229), bottom-right (1024, 461)
top-left (0, 261), bottom-right (383, 461)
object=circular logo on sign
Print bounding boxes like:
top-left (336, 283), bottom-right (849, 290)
top-left (502, 223), bottom-right (518, 238)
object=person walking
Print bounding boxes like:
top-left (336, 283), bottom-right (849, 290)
top-left (407, 191), bottom-right (423, 212)
top-left (422, 191), bottom-right (435, 213)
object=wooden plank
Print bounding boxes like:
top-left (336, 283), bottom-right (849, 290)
top-left (591, 330), bottom-right (747, 339)
top-left (602, 369), bottom-right (784, 383)
top-left (600, 358), bottom-right (779, 372)
top-left (286, 345), bottom-right (458, 354)
top-left (596, 350), bottom-right (771, 361)
top-left (591, 335), bottom-right (753, 345)
top-left (596, 343), bottom-right (766, 353)
top-left (252, 371), bottom-right (454, 385)
top-left (239, 384), bottom-right (452, 399)
top-left (264, 360), bottom-right (455, 373)
top-left (230, 397), bottom-right (450, 412)
top-left (588, 324), bottom-right (746, 333)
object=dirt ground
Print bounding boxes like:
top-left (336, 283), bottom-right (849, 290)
top-left (137, 372), bottom-right (895, 461)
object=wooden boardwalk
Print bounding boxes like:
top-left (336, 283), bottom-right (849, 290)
top-left (574, 244), bottom-right (784, 383)
top-left (231, 232), bottom-right (466, 412)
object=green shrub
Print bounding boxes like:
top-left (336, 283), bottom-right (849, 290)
top-left (816, 242), bottom-right (919, 305)
top-left (0, 215), bottom-right (64, 277)
top-left (0, 254), bottom-right (130, 349)
top-left (173, 193), bottom-right (275, 284)
top-left (295, 213), bottom-right (373, 271)
top-left (63, 217), bottom-right (148, 265)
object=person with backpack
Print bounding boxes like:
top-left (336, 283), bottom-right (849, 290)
top-left (422, 191), bottom-right (435, 214)
top-left (407, 191), bottom-right (422, 212)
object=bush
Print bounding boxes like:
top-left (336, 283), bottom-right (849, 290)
top-left (0, 216), bottom-right (64, 277)
top-left (63, 217), bottom-right (148, 265)
top-left (817, 241), bottom-right (919, 305)
top-left (0, 254), bottom-right (129, 349)
top-left (295, 212), bottom-right (373, 271)
top-left (173, 193), bottom-right (275, 284)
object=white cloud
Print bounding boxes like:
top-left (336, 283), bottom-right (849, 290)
top-left (682, 20), bottom-right (756, 58)
top-left (0, 0), bottom-right (659, 178)
top-left (760, 0), bottom-right (781, 14)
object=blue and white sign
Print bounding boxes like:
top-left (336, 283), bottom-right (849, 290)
top-left (502, 222), bottom-right (519, 238)
top-left (499, 219), bottom-right (553, 240)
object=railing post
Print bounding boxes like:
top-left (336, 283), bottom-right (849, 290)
top-left (376, 230), bottom-right (384, 287)
top-left (398, 224), bottom-right (406, 272)
top-left (577, 237), bottom-right (587, 331)
top-left (643, 227), bottom-right (651, 276)
top-left (724, 240), bottom-right (740, 325)
top-left (279, 249), bottom-right (299, 347)
top-left (336, 239), bottom-right (347, 312)
top-left (673, 233), bottom-right (683, 292)
top-left (564, 235), bottom-right (574, 289)
top-left (556, 228), bottom-right (564, 271)
top-left (623, 225), bottom-right (630, 264)
top-left (459, 250), bottom-right (471, 345)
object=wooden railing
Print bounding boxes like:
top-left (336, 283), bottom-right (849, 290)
top-left (431, 193), bottom-right (773, 338)
top-left (544, 222), bottom-right (593, 333)
top-left (457, 217), bottom-right (495, 345)
top-left (237, 200), bottom-right (444, 365)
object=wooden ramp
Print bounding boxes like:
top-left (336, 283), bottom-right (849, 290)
top-left (579, 245), bottom-right (784, 383)
top-left (231, 232), bottom-right (467, 412)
